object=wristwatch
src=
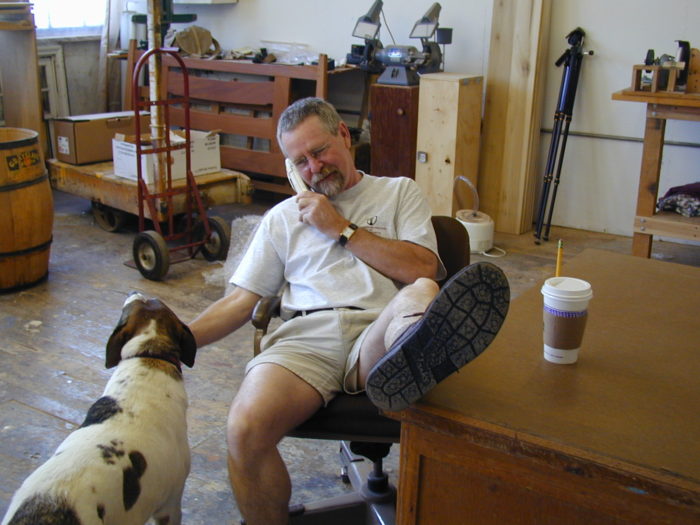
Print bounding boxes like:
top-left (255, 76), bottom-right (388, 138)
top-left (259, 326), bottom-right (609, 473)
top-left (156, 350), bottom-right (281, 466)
top-left (338, 223), bottom-right (358, 247)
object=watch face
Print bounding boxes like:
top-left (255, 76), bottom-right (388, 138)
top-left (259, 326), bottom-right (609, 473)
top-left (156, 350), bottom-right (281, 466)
top-left (339, 223), bottom-right (358, 246)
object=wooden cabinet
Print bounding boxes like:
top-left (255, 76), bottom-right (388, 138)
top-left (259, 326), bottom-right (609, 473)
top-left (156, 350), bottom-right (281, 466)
top-left (415, 73), bottom-right (483, 216)
top-left (370, 84), bottom-right (419, 179)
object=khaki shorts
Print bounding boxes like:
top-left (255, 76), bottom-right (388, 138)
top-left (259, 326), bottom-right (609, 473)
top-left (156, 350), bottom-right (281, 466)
top-left (245, 308), bottom-right (382, 404)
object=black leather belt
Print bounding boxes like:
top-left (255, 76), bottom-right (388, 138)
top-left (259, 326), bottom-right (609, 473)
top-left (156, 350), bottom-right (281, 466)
top-left (292, 306), bottom-right (364, 318)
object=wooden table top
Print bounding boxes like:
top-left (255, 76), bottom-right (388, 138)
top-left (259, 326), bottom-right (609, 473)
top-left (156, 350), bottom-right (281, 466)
top-left (612, 88), bottom-right (700, 108)
top-left (418, 249), bottom-right (700, 487)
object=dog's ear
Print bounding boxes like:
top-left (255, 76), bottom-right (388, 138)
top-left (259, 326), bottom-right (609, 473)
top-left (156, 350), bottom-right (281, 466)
top-left (178, 322), bottom-right (198, 368)
top-left (105, 310), bottom-right (132, 369)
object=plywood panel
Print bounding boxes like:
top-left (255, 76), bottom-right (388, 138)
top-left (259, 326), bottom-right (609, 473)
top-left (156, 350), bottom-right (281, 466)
top-left (478, 0), bottom-right (551, 234)
top-left (415, 73), bottom-right (482, 216)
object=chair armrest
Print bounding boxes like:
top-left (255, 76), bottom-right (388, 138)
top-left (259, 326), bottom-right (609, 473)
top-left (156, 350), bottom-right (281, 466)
top-left (252, 296), bottom-right (282, 355)
top-left (252, 295), bottom-right (282, 329)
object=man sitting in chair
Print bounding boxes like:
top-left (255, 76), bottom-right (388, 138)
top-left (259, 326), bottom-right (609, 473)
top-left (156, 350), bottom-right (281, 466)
top-left (189, 97), bottom-right (510, 525)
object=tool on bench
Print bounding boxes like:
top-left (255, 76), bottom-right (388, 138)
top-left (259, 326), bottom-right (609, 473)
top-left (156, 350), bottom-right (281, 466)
top-left (347, 1), bottom-right (450, 85)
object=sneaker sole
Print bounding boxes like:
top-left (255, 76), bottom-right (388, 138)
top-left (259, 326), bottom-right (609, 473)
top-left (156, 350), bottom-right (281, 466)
top-left (365, 262), bottom-right (510, 411)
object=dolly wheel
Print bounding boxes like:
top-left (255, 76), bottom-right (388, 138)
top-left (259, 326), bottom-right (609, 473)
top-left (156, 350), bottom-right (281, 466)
top-left (197, 216), bottom-right (231, 261)
top-left (92, 203), bottom-right (126, 232)
top-left (133, 230), bottom-right (170, 281)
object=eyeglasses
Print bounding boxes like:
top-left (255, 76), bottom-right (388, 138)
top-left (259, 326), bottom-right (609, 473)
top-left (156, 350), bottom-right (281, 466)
top-left (291, 143), bottom-right (332, 169)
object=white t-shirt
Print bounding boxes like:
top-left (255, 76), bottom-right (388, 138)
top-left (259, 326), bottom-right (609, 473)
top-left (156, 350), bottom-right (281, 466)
top-left (231, 173), bottom-right (445, 317)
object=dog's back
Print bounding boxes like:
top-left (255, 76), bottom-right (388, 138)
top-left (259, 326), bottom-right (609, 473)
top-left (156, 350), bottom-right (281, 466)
top-left (2, 294), bottom-right (197, 525)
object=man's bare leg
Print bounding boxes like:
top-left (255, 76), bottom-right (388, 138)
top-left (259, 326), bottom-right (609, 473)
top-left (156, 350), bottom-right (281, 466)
top-left (227, 363), bottom-right (324, 525)
top-left (357, 277), bottom-right (439, 386)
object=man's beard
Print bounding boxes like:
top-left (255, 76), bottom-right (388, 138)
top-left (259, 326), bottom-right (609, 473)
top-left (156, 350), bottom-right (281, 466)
top-left (311, 167), bottom-right (345, 198)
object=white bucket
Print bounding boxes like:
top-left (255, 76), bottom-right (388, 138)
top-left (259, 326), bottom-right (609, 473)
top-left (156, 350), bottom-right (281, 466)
top-left (456, 209), bottom-right (494, 253)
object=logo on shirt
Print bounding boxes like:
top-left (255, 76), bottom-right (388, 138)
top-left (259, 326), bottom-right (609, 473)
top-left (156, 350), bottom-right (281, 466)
top-left (363, 215), bottom-right (387, 236)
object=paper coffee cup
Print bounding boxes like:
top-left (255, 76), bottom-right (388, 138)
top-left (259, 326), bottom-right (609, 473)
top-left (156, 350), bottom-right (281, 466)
top-left (541, 277), bottom-right (592, 364)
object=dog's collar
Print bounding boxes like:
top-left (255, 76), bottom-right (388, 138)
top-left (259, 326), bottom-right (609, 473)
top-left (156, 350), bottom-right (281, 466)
top-left (124, 353), bottom-right (182, 373)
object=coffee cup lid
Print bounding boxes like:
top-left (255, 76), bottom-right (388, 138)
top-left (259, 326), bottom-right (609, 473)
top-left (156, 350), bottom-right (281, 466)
top-left (542, 277), bottom-right (593, 300)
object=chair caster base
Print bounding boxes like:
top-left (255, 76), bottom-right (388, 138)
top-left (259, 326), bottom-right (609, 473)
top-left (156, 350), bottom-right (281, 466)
top-left (288, 441), bottom-right (396, 525)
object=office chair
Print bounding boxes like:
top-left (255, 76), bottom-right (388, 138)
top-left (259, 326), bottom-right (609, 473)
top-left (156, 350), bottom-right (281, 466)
top-left (250, 215), bottom-right (470, 525)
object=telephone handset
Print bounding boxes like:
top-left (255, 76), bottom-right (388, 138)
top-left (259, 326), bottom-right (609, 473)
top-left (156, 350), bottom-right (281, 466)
top-left (285, 158), bottom-right (311, 194)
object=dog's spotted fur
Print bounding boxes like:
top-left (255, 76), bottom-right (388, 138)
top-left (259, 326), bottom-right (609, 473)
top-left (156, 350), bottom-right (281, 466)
top-left (81, 397), bottom-right (123, 428)
top-left (2, 293), bottom-right (196, 525)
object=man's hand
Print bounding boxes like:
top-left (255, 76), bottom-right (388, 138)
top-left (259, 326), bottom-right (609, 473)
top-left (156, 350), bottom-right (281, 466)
top-left (295, 191), bottom-right (346, 239)
top-left (189, 287), bottom-right (262, 348)
top-left (295, 192), bottom-right (438, 285)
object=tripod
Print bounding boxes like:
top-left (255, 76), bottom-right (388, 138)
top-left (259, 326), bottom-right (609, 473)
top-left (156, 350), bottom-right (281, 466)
top-left (534, 28), bottom-right (592, 244)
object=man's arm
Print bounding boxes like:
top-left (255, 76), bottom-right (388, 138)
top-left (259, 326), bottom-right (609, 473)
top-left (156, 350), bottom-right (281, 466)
top-left (189, 286), bottom-right (262, 348)
top-left (296, 191), bottom-right (438, 284)
top-left (343, 227), bottom-right (438, 284)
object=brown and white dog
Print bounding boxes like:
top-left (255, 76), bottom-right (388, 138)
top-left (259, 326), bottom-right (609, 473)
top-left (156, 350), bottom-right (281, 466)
top-left (2, 292), bottom-right (197, 525)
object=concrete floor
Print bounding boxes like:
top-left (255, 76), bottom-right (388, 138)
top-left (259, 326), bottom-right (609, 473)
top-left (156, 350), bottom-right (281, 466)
top-left (1, 189), bottom-right (699, 524)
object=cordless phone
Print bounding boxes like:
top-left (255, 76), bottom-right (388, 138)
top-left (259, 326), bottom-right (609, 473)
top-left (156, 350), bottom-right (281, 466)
top-left (285, 158), bottom-right (311, 194)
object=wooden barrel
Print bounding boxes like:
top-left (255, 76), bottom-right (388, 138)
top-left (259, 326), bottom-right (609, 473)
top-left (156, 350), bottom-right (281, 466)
top-left (0, 128), bottom-right (53, 292)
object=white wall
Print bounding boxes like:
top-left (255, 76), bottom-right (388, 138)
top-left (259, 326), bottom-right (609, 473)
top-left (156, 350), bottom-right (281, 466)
top-left (540, 0), bottom-right (700, 236)
top-left (159, 0), bottom-right (700, 237)
top-left (171, 0), bottom-right (492, 76)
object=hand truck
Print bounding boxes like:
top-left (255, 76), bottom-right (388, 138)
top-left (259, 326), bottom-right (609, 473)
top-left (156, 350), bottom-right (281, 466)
top-left (127, 47), bottom-right (230, 280)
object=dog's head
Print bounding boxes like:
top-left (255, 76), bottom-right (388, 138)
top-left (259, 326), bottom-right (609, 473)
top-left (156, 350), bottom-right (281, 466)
top-left (105, 292), bottom-right (197, 369)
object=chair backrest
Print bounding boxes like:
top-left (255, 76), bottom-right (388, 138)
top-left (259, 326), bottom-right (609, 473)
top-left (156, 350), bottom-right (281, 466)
top-left (431, 215), bottom-right (470, 283)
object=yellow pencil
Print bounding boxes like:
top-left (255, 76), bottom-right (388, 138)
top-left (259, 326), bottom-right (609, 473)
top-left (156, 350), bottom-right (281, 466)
top-left (555, 239), bottom-right (563, 277)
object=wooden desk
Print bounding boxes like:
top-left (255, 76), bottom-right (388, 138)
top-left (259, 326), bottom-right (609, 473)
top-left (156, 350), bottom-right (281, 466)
top-left (612, 89), bottom-right (700, 257)
top-left (392, 249), bottom-right (700, 524)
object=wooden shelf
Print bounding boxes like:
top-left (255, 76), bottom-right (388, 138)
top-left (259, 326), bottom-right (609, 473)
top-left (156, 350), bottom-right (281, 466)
top-left (0, 3), bottom-right (35, 30)
top-left (612, 88), bottom-right (700, 107)
top-left (612, 87), bottom-right (700, 256)
top-left (0, 19), bottom-right (33, 30)
top-left (634, 211), bottom-right (699, 241)
top-left (127, 43), bottom-right (360, 195)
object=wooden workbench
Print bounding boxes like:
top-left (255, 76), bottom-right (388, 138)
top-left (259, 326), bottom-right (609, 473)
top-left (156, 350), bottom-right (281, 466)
top-left (47, 158), bottom-right (253, 224)
top-left (611, 88), bottom-right (700, 257)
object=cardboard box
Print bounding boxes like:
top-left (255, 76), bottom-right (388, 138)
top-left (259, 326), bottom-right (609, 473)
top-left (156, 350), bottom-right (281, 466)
top-left (112, 129), bottom-right (221, 184)
top-left (53, 111), bottom-right (150, 165)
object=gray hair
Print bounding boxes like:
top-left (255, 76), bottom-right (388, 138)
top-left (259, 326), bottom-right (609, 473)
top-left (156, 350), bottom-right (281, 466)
top-left (276, 97), bottom-right (342, 151)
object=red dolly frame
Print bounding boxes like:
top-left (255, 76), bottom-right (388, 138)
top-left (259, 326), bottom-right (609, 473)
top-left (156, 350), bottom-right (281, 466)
top-left (128, 47), bottom-right (230, 280)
